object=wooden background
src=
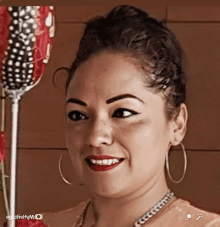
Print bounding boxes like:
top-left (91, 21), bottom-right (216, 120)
top-left (0, 5), bottom-right (220, 226)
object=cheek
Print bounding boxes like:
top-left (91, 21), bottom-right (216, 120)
top-left (114, 120), bottom-right (150, 162)
top-left (115, 119), bottom-right (169, 160)
top-left (66, 125), bottom-right (85, 154)
top-left (115, 119), bottom-right (156, 147)
top-left (66, 127), bottom-right (85, 176)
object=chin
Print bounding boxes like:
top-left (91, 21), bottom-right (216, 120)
top-left (87, 183), bottom-right (125, 199)
top-left (90, 183), bottom-right (136, 200)
top-left (95, 191), bottom-right (125, 200)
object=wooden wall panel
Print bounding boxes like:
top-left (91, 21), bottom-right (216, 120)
top-left (167, 150), bottom-right (220, 214)
top-left (168, 23), bottom-right (220, 150)
top-left (55, 6), bottom-right (166, 23)
top-left (168, 6), bottom-right (220, 22)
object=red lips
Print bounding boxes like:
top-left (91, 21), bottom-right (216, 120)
top-left (85, 155), bottom-right (124, 171)
top-left (88, 162), bottom-right (122, 171)
top-left (86, 155), bottom-right (122, 160)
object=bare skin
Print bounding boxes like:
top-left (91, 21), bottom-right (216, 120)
top-left (65, 52), bottom-right (188, 227)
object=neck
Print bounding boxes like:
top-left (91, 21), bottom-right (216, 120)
top-left (84, 171), bottom-right (170, 227)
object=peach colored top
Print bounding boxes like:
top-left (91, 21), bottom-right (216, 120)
top-left (42, 197), bottom-right (220, 227)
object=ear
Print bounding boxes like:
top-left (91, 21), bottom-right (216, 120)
top-left (170, 103), bottom-right (188, 146)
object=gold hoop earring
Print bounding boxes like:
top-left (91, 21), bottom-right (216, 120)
top-left (165, 142), bottom-right (187, 184)
top-left (58, 153), bottom-right (73, 185)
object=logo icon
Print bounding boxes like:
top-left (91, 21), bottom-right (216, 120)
top-left (185, 214), bottom-right (192, 221)
top-left (35, 214), bottom-right (43, 220)
top-left (196, 214), bottom-right (203, 221)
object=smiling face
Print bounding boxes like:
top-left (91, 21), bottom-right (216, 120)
top-left (65, 52), bottom-right (174, 198)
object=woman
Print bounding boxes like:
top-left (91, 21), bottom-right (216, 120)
top-left (42, 5), bottom-right (220, 227)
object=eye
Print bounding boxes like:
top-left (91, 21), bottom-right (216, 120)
top-left (112, 108), bottom-right (139, 118)
top-left (67, 111), bottom-right (88, 121)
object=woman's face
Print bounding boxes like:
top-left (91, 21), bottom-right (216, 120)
top-left (65, 52), bottom-right (173, 198)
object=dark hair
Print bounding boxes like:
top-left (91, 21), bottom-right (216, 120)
top-left (56, 5), bottom-right (186, 121)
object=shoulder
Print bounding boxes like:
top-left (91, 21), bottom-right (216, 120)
top-left (165, 198), bottom-right (220, 227)
top-left (41, 199), bottom-right (91, 227)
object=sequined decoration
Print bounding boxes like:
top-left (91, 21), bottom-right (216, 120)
top-left (1, 6), bottom-right (37, 90)
top-left (0, 6), bottom-right (55, 92)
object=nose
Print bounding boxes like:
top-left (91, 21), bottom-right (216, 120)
top-left (86, 118), bottom-right (113, 147)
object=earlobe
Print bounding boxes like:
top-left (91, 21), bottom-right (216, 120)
top-left (172, 103), bottom-right (188, 145)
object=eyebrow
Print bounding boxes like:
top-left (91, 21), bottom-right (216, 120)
top-left (66, 98), bottom-right (87, 106)
top-left (66, 93), bottom-right (144, 106)
top-left (106, 94), bottom-right (144, 104)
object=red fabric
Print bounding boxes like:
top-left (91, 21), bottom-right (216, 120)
top-left (0, 131), bottom-right (6, 161)
top-left (0, 6), bottom-right (10, 77)
top-left (16, 220), bottom-right (47, 227)
top-left (33, 6), bottom-right (54, 83)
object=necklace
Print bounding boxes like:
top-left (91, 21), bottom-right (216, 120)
top-left (76, 190), bottom-right (174, 227)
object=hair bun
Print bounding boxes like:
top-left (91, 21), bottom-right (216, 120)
top-left (106, 5), bottom-right (149, 20)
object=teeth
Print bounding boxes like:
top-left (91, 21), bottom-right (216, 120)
top-left (97, 160), bottom-right (102, 165)
top-left (103, 159), bottom-right (108, 165)
top-left (89, 159), bottom-right (120, 165)
top-left (90, 159), bottom-right (96, 164)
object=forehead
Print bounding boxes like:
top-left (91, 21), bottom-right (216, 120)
top-left (66, 53), bottom-right (145, 99)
